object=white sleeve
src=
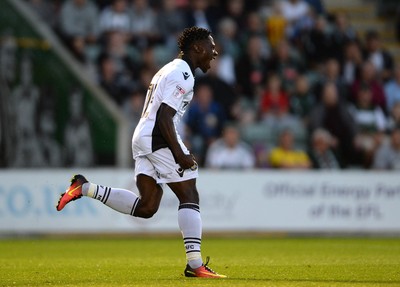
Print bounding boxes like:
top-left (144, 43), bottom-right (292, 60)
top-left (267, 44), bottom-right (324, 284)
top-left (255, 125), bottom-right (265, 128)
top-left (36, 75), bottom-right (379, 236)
top-left (162, 74), bottom-right (192, 111)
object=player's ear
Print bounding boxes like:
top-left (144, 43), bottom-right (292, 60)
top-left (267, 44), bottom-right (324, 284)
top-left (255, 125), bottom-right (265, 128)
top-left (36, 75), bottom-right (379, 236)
top-left (193, 44), bottom-right (203, 54)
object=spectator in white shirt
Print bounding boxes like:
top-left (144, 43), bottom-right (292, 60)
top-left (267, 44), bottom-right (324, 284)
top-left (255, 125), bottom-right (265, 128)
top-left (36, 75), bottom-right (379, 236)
top-left (351, 86), bottom-right (387, 167)
top-left (205, 124), bottom-right (255, 169)
top-left (99, 0), bottom-right (131, 34)
top-left (280, 0), bottom-right (310, 38)
top-left (60, 0), bottom-right (99, 41)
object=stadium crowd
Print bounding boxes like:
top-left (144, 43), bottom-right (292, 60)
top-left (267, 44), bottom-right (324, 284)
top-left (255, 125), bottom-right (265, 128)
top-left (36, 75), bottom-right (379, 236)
top-left (26, 0), bottom-right (400, 170)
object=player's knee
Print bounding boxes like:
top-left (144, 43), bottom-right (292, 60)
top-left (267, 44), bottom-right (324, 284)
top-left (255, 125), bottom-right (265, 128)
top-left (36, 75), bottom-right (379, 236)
top-left (135, 204), bottom-right (158, 218)
top-left (140, 207), bottom-right (157, 218)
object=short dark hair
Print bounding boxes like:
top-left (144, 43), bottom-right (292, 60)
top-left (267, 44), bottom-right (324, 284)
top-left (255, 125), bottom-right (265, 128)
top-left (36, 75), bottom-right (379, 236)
top-left (177, 26), bottom-right (211, 52)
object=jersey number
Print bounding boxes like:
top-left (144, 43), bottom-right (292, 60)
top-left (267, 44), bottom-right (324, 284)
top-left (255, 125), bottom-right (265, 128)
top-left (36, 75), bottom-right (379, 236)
top-left (141, 83), bottom-right (157, 118)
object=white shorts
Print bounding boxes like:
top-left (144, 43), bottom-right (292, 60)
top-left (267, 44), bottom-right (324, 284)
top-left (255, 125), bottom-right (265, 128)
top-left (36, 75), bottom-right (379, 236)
top-left (134, 148), bottom-right (199, 184)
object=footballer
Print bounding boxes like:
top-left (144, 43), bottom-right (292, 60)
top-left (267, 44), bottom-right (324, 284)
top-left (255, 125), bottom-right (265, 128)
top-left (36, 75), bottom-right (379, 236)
top-left (57, 26), bottom-right (226, 278)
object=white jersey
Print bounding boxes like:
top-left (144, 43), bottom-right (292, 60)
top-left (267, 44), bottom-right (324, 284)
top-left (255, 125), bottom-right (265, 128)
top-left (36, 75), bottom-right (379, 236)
top-left (132, 59), bottom-right (194, 158)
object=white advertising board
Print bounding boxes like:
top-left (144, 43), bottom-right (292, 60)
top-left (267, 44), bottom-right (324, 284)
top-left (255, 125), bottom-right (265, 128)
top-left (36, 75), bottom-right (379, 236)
top-left (0, 170), bottom-right (399, 234)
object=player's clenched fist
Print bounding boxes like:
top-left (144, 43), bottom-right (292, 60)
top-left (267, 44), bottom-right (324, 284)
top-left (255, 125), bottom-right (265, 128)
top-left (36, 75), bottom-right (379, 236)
top-left (177, 154), bottom-right (197, 170)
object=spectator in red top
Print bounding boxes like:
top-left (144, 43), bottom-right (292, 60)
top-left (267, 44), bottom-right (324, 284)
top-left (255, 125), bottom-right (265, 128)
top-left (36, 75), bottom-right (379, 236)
top-left (260, 74), bottom-right (289, 118)
top-left (351, 61), bottom-right (386, 113)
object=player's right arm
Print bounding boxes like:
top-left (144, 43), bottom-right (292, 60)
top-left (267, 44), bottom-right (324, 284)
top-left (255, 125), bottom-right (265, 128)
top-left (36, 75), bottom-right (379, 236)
top-left (157, 103), bottom-right (195, 169)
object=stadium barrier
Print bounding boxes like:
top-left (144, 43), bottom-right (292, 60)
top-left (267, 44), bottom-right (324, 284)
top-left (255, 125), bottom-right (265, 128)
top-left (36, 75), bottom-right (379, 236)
top-left (0, 169), bottom-right (399, 235)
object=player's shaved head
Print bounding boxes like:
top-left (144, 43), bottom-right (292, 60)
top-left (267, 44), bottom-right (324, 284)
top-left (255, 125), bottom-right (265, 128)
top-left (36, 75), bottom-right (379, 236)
top-left (177, 26), bottom-right (211, 53)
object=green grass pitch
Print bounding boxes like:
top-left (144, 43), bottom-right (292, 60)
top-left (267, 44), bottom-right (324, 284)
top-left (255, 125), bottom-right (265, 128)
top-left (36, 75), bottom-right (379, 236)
top-left (0, 237), bottom-right (399, 286)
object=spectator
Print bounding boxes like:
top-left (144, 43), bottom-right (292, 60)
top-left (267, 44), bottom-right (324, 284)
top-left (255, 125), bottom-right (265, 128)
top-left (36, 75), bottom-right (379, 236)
top-left (331, 12), bottom-right (357, 61)
top-left (220, 0), bottom-right (245, 28)
top-left (99, 0), bottom-right (131, 34)
top-left (309, 82), bottom-right (357, 167)
top-left (67, 37), bottom-right (101, 81)
top-left (210, 43), bottom-right (236, 85)
top-left (266, 1), bottom-right (287, 49)
top-left (239, 11), bottom-right (271, 58)
top-left (130, 0), bottom-right (160, 50)
top-left (68, 36), bottom-right (87, 63)
top-left (387, 102), bottom-right (400, 131)
top-left (186, 83), bottom-right (226, 165)
top-left (139, 44), bottom-right (160, 73)
top-left (157, 0), bottom-right (186, 56)
top-left (290, 74), bottom-right (315, 122)
top-left (334, 12), bottom-right (357, 41)
top-left (280, 0), bottom-right (311, 39)
top-left (137, 64), bottom-right (157, 92)
top-left (384, 64), bottom-right (400, 113)
top-left (59, 0), bottom-right (99, 56)
top-left (205, 124), bottom-right (255, 169)
top-left (363, 30), bottom-right (394, 82)
top-left (268, 129), bottom-right (311, 169)
top-left (351, 61), bottom-right (386, 113)
top-left (235, 34), bottom-right (268, 100)
top-left (350, 86), bottom-right (387, 167)
top-left (260, 74), bottom-right (289, 118)
top-left (314, 58), bottom-right (348, 102)
top-left (98, 53), bottom-right (127, 105)
top-left (196, 58), bottom-right (238, 120)
top-left (341, 41), bottom-right (363, 86)
top-left (184, 0), bottom-right (217, 32)
top-left (103, 31), bottom-right (137, 85)
top-left (351, 86), bottom-right (387, 133)
top-left (303, 15), bottom-right (333, 65)
top-left (216, 17), bottom-right (240, 60)
top-left (308, 128), bottom-right (341, 169)
top-left (304, 0), bottom-right (325, 15)
top-left (268, 39), bottom-right (304, 94)
top-left (373, 128), bottom-right (400, 170)
top-left (280, 0), bottom-right (309, 27)
top-left (260, 73), bottom-right (303, 137)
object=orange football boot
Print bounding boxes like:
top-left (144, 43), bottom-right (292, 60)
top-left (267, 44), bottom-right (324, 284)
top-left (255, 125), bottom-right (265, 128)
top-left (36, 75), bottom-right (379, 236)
top-left (184, 257), bottom-right (227, 278)
top-left (56, 174), bottom-right (87, 211)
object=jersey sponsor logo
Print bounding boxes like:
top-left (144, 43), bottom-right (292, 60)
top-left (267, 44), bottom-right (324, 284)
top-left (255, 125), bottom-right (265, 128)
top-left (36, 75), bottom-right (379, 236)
top-left (176, 85), bottom-right (186, 94)
top-left (182, 72), bottom-right (190, 80)
top-left (176, 168), bottom-right (185, 177)
top-left (173, 85), bottom-right (186, 98)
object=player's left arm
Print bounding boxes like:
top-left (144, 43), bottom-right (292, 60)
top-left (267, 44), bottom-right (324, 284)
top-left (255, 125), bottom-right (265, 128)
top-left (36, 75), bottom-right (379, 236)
top-left (157, 103), bottom-right (195, 170)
